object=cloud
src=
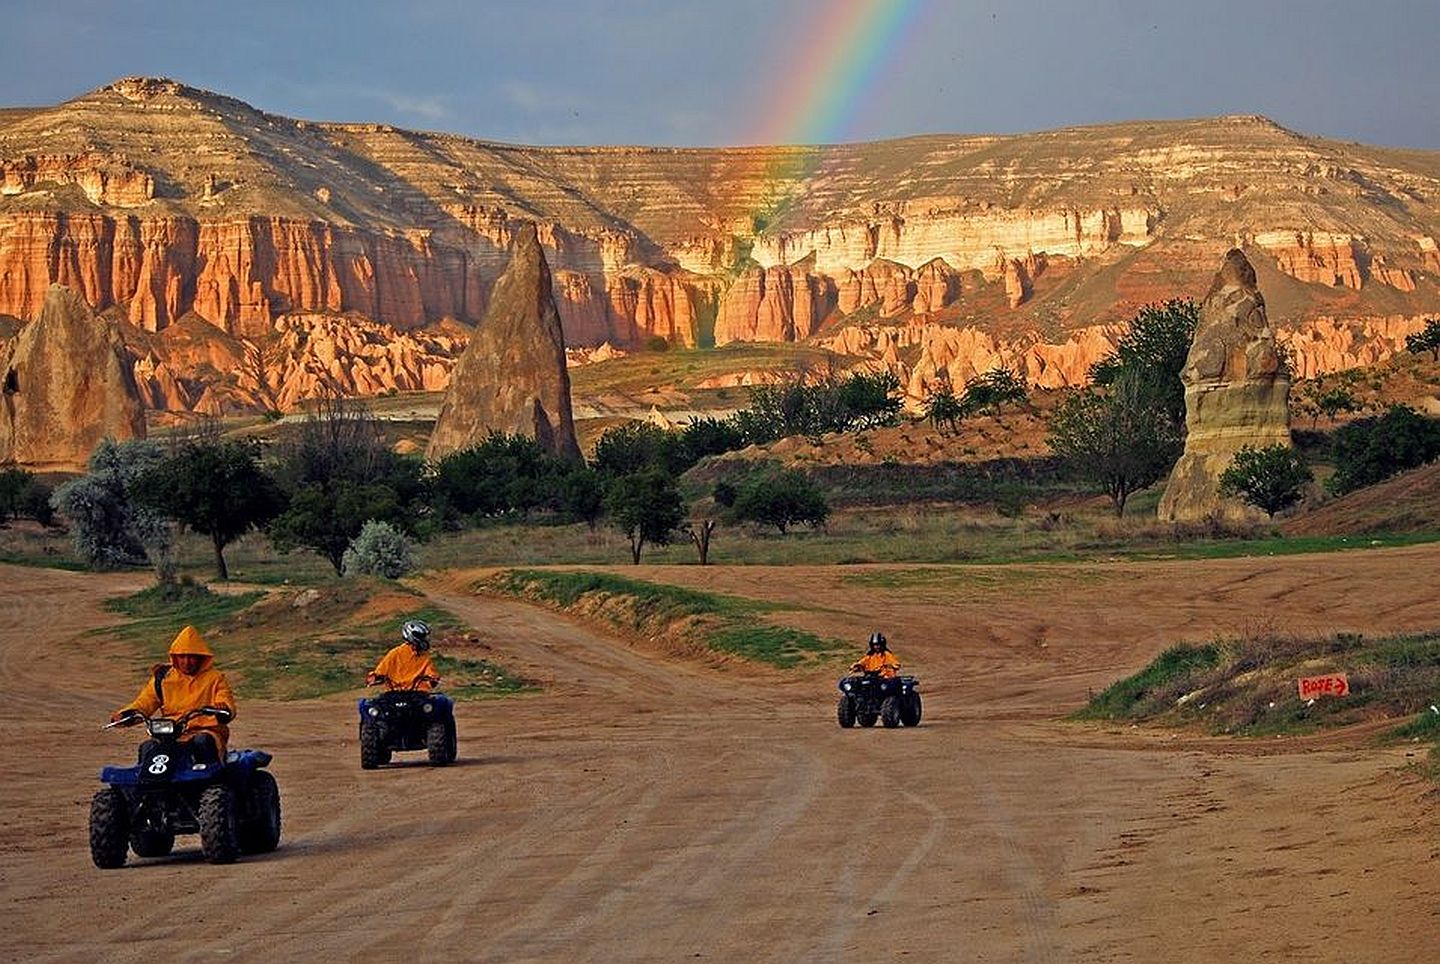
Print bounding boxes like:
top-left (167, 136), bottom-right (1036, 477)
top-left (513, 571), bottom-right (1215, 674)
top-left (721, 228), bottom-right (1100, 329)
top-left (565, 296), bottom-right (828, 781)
top-left (370, 90), bottom-right (451, 122)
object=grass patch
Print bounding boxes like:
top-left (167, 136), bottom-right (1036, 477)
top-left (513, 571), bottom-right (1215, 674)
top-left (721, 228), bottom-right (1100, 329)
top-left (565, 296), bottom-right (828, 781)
top-left (1075, 630), bottom-right (1440, 753)
top-left (482, 568), bottom-right (845, 668)
top-left (100, 580), bottom-right (535, 701)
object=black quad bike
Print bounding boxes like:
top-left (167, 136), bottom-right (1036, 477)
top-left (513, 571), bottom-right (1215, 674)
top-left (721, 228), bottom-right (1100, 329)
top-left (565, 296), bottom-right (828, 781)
top-left (90, 708), bottom-right (281, 868)
top-left (837, 672), bottom-right (923, 728)
top-left (357, 675), bottom-right (457, 768)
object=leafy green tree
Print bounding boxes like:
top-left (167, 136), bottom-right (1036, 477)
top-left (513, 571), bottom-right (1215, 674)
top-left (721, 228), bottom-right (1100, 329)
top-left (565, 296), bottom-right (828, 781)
top-left (51, 438), bottom-right (172, 573)
top-left (430, 432), bottom-right (566, 522)
top-left (557, 464), bottom-right (605, 529)
top-left (677, 416), bottom-right (746, 466)
top-left (1219, 445), bottom-right (1313, 518)
top-left (959, 367), bottom-right (1028, 417)
top-left (837, 370), bottom-right (902, 430)
top-left (1405, 318), bottom-right (1440, 361)
top-left (731, 468), bottom-right (830, 534)
top-left (133, 437), bottom-right (283, 580)
top-left (1316, 385), bottom-right (1362, 424)
top-left (268, 394), bottom-right (425, 574)
top-left (923, 386), bottom-right (963, 434)
top-left (592, 421), bottom-right (686, 478)
top-left (1048, 377), bottom-right (1183, 516)
top-left (604, 469), bottom-right (686, 564)
top-left (1090, 299), bottom-right (1199, 433)
top-left (1327, 405), bottom-right (1440, 496)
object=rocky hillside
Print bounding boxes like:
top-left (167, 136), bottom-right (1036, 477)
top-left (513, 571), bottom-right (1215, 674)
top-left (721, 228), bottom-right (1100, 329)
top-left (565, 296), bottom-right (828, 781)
top-left (2, 77), bottom-right (1439, 414)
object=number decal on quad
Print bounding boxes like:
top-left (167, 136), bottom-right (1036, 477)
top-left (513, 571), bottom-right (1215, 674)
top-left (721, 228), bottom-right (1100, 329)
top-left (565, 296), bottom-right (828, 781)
top-left (148, 754), bottom-right (170, 775)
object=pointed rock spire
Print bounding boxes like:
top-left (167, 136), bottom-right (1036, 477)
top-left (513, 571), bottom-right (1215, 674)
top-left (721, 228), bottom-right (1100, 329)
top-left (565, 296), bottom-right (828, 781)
top-left (427, 223), bottom-right (581, 462)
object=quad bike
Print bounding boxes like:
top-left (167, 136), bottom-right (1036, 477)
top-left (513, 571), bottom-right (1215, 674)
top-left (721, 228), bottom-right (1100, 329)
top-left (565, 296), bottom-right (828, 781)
top-left (357, 674), bottom-right (457, 768)
top-left (89, 707), bottom-right (281, 868)
top-left (836, 671), bottom-right (923, 728)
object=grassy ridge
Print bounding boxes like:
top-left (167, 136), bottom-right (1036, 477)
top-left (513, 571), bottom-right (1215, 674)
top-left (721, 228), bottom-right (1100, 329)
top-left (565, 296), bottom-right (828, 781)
top-left (484, 569), bottom-right (845, 668)
top-left (103, 580), bottom-right (536, 700)
top-left (1074, 630), bottom-right (1440, 772)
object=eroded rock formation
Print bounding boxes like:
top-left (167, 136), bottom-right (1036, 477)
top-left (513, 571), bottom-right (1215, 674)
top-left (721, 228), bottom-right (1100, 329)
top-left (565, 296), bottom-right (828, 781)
top-left (427, 224), bottom-right (580, 461)
top-left (1158, 250), bottom-right (1291, 522)
top-left (0, 285), bottom-right (145, 469)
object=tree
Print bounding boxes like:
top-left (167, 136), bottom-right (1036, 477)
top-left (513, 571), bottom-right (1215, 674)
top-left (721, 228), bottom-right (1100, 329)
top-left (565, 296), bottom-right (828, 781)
top-left (1405, 318), bottom-right (1440, 361)
top-left (923, 385), bottom-right (963, 434)
top-left (604, 469), bottom-right (685, 564)
top-left (133, 436), bottom-right (283, 580)
top-left (1090, 299), bottom-right (1199, 433)
top-left (1048, 377), bottom-right (1183, 516)
top-left (959, 367), bottom-right (1028, 417)
top-left (557, 464), bottom-right (605, 529)
top-left (731, 468), bottom-right (830, 534)
top-left (1327, 405), bottom-right (1440, 496)
top-left (1316, 385), bottom-right (1362, 425)
top-left (592, 421), bottom-right (686, 478)
top-left (430, 432), bottom-right (566, 522)
top-left (50, 438), bottom-right (173, 575)
top-left (837, 370), bottom-right (902, 430)
top-left (1219, 445), bottom-right (1313, 518)
top-left (268, 393), bottom-right (425, 574)
top-left (687, 518), bottom-right (717, 565)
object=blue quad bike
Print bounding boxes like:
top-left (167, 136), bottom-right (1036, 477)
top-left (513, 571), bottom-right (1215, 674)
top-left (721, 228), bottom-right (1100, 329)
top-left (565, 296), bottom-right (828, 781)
top-left (357, 675), bottom-right (457, 769)
top-left (837, 672), bottom-right (923, 728)
top-left (89, 708), bottom-right (281, 868)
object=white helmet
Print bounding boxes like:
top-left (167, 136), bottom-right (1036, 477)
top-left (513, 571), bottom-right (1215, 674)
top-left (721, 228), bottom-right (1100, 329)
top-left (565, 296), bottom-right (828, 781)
top-left (402, 619), bottom-right (432, 651)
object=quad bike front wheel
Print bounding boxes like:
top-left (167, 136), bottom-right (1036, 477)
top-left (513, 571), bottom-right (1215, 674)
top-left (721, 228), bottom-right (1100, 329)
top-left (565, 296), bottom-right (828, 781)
top-left (359, 721), bottom-right (390, 769)
top-left (857, 710), bottom-right (878, 727)
top-left (836, 695), bottom-right (856, 728)
top-left (900, 692), bottom-right (923, 727)
top-left (427, 720), bottom-right (457, 766)
top-left (198, 785), bottom-right (240, 864)
top-left (88, 787), bottom-right (129, 869)
top-left (880, 695), bottom-right (902, 728)
top-left (239, 770), bottom-right (282, 855)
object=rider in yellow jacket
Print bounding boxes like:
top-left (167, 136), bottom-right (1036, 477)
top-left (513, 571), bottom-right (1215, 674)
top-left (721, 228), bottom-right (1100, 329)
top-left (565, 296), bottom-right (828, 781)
top-left (368, 619), bottom-right (440, 691)
top-left (112, 625), bottom-right (237, 762)
top-left (851, 631), bottom-right (901, 678)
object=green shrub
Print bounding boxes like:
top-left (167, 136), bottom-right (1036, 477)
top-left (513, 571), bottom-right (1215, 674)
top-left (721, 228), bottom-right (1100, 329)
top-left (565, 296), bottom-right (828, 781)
top-left (342, 520), bottom-right (416, 579)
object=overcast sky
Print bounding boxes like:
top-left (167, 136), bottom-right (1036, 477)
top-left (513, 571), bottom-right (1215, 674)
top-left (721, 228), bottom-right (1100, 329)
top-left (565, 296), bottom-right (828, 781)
top-left (1, 0), bottom-right (1436, 149)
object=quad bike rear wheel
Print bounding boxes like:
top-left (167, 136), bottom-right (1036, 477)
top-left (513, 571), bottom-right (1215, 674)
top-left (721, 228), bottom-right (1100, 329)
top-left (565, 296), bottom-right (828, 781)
top-left (427, 720), bottom-right (457, 766)
top-left (837, 695), bottom-right (856, 728)
top-left (880, 695), bottom-right (901, 728)
top-left (239, 770), bottom-right (282, 854)
top-left (129, 827), bottom-right (175, 858)
top-left (88, 787), bottom-right (129, 869)
top-left (359, 721), bottom-right (389, 769)
top-left (198, 785), bottom-right (240, 864)
top-left (900, 692), bottom-right (923, 727)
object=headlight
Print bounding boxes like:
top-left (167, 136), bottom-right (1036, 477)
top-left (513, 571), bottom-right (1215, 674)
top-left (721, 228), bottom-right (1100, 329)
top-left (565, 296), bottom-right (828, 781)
top-left (366, 706), bottom-right (379, 718)
top-left (422, 702), bottom-right (434, 714)
top-left (148, 719), bottom-right (177, 736)
top-left (842, 683), bottom-right (851, 691)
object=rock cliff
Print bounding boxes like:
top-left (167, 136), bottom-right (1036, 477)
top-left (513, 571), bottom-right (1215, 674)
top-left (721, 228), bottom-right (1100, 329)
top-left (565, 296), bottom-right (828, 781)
top-left (0, 285), bottom-right (145, 469)
top-left (427, 224), bottom-right (580, 461)
top-left (1158, 251), bottom-right (1291, 522)
top-left (1, 80), bottom-right (1438, 413)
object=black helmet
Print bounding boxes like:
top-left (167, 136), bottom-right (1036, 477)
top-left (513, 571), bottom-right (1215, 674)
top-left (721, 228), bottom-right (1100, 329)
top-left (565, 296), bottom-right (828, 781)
top-left (868, 631), bottom-right (887, 651)
top-left (402, 619), bottom-right (432, 651)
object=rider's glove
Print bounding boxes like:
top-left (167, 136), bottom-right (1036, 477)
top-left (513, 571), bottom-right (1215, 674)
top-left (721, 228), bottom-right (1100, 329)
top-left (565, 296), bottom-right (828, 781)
top-left (111, 708), bottom-right (141, 724)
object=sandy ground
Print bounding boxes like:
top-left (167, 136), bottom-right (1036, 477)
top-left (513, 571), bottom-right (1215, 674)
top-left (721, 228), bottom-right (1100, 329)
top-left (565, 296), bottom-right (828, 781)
top-left (1, 546), bottom-right (1438, 963)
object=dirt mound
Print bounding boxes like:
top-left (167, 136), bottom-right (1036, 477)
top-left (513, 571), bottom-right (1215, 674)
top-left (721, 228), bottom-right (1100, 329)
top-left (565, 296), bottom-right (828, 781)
top-left (1283, 461), bottom-right (1440, 535)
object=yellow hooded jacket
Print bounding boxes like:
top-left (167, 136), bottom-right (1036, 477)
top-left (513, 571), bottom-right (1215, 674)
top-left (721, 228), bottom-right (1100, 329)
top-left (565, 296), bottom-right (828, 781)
top-left (852, 650), bottom-right (901, 678)
top-left (118, 625), bottom-right (237, 754)
top-left (370, 642), bottom-right (439, 691)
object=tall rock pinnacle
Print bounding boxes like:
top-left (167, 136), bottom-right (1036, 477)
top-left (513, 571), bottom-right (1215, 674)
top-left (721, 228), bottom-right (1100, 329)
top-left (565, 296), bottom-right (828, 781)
top-left (1157, 249), bottom-right (1292, 522)
top-left (426, 224), bottom-right (581, 462)
top-left (0, 285), bottom-right (147, 470)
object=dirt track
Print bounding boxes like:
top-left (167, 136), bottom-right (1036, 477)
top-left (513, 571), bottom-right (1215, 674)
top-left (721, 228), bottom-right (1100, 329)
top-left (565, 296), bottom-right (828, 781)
top-left (2, 547), bottom-right (1438, 962)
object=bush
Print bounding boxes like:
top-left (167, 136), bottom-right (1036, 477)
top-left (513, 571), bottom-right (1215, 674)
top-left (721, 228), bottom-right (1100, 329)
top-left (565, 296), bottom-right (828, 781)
top-left (50, 438), bottom-right (172, 572)
top-left (731, 468), bottom-right (829, 534)
top-left (959, 367), bottom-right (1027, 416)
top-left (1219, 444), bottom-right (1313, 518)
top-left (342, 520), bottom-right (416, 579)
top-left (1405, 318), bottom-right (1440, 361)
top-left (1327, 405), bottom-right (1440, 496)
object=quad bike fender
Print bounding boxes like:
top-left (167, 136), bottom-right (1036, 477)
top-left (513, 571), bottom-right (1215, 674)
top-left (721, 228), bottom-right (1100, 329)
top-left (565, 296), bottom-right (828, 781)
top-left (99, 748), bottom-right (272, 787)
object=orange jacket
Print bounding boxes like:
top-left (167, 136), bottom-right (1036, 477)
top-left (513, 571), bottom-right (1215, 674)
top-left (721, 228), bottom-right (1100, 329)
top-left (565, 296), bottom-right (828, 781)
top-left (369, 642), bottom-right (439, 691)
top-left (852, 651), bottom-right (901, 678)
top-left (117, 626), bottom-right (237, 754)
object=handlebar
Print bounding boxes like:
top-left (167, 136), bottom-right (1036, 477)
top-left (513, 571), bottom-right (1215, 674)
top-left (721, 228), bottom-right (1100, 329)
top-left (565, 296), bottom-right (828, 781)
top-left (103, 706), bottom-right (233, 731)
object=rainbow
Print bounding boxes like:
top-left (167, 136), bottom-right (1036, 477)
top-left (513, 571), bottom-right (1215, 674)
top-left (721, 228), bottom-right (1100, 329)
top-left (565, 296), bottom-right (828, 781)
top-left (741, 0), bottom-right (931, 233)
